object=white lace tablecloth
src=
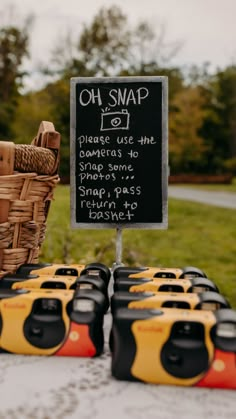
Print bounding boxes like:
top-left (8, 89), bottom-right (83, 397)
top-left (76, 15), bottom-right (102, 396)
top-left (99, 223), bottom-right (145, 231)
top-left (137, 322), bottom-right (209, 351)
top-left (0, 294), bottom-right (235, 418)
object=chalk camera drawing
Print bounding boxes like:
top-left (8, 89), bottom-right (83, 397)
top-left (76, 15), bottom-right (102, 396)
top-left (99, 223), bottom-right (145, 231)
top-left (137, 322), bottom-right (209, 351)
top-left (100, 109), bottom-right (130, 131)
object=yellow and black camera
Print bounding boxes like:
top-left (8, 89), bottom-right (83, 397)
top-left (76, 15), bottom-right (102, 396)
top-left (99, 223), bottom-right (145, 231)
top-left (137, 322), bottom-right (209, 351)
top-left (111, 307), bottom-right (236, 388)
top-left (114, 276), bottom-right (219, 294)
top-left (113, 265), bottom-right (206, 280)
top-left (0, 272), bottom-right (109, 312)
top-left (16, 262), bottom-right (111, 286)
top-left (111, 291), bottom-right (230, 314)
top-left (0, 288), bottom-right (106, 356)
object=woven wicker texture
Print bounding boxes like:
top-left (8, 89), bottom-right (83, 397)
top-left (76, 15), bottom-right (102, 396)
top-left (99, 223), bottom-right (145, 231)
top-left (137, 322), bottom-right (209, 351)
top-left (0, 121), bottom-right (60, 277)
top-left (15, 144), bottom-right (56, 175)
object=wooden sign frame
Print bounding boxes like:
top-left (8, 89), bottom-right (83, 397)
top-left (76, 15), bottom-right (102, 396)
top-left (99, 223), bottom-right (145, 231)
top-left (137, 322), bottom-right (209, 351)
top-left (70, 76), bottom-right (168, 229)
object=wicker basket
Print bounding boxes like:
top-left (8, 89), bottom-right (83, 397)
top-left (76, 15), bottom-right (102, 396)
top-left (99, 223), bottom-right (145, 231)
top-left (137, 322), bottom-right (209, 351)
top-left (0, 121), bottom-right (61, 277)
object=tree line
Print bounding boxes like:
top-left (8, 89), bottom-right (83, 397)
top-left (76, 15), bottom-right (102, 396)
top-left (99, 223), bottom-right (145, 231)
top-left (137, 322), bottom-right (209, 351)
top-left (1, 6), bottom-right (236, 179)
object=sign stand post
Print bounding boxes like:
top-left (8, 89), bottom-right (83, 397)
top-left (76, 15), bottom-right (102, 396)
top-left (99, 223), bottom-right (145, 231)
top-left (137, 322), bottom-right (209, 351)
top-left (115, 227), bottom-right (123, 267)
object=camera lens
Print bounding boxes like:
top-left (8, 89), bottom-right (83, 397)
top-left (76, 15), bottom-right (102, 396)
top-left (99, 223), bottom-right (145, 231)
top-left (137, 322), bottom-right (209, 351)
top-left (111, 117), bottom-right (122, 127)
top-left (167, 352), bottom-right (182, 366)
top-left (29, 325), bottom-right (43, 337)
top-left (161, 321), bottom-right (208, 378)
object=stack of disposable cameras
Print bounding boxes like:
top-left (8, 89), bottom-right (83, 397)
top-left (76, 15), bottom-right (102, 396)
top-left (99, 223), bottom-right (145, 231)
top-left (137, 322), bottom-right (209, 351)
top-left (0, 262), bottom-right (235, 389)
top-left (0, 262), bottom-right (110, 357)
top-left (111, 265), bottom-right (236, 389)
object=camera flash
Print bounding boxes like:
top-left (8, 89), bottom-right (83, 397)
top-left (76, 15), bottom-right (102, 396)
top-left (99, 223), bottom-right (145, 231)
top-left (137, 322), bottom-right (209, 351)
top-left (192, 286), bottom-right (208, 294)
top-left (73, 299), bottom-right (95, 312)
top-left (79, 283), bottom-right (93, 290)
top-left (86, 270), bottom-right (100, 277)
top-left (201, 302), bottom-right (220, 311)
top-left (216, 323), bottom-right (236, 338)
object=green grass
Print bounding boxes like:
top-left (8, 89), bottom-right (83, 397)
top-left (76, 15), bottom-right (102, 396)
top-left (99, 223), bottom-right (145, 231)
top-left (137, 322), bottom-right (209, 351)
top-left (41, 185), bottom-right (236, 308)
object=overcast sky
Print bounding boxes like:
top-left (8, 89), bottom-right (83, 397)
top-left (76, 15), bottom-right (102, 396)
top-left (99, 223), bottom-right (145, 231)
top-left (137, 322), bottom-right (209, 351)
top-left (1, 0), bottom-right (236, 89)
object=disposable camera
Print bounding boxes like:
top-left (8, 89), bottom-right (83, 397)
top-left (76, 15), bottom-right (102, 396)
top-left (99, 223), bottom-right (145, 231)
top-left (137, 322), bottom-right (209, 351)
top-left (0, 272), bottom-right (110, 312)
top-left (16, 262), bottom-right (110, 286)
top-left (114, 276), bottom-right (219, 294)
top-left (113, 266), bottom-right (206, 280)
top-left (111, 291), bottom-right (230, 313)
top-left (0, 288), bottom-right (106, 356)
top-left (101, 109), bottom-right (130, 131)
top-left (111, 307), bottom-right (236, 388)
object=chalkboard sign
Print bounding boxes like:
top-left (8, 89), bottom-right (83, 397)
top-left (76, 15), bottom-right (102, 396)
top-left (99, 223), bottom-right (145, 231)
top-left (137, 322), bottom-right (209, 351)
top-left (70, 76), bottom-right (168, 229)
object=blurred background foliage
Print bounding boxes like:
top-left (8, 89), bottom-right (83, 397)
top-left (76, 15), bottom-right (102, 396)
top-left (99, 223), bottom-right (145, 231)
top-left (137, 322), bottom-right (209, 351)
top-left (1, 5), bottom-right (236, 180)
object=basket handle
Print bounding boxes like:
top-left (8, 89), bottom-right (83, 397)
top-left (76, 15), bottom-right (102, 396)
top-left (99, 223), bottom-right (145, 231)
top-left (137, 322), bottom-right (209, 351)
top-left (31, 121), bottom-right (60, 173)
top-left (0, 141), bottom-right (15, 223)
top-left (2, 121), bottom-right (61, 176)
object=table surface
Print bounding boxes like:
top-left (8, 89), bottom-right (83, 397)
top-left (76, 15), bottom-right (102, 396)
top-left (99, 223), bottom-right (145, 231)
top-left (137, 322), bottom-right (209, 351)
top-left (0, 280), bottom-right (235, 419)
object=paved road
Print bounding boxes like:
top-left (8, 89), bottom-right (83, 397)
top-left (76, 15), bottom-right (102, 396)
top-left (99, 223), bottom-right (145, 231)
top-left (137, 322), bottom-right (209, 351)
top-left (168, 186), bottom-right (236, 209)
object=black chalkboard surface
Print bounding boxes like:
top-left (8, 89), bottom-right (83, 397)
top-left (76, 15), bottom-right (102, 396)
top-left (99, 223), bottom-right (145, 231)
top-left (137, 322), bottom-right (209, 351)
top-left (70, 76), bottom-right (168, 229)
